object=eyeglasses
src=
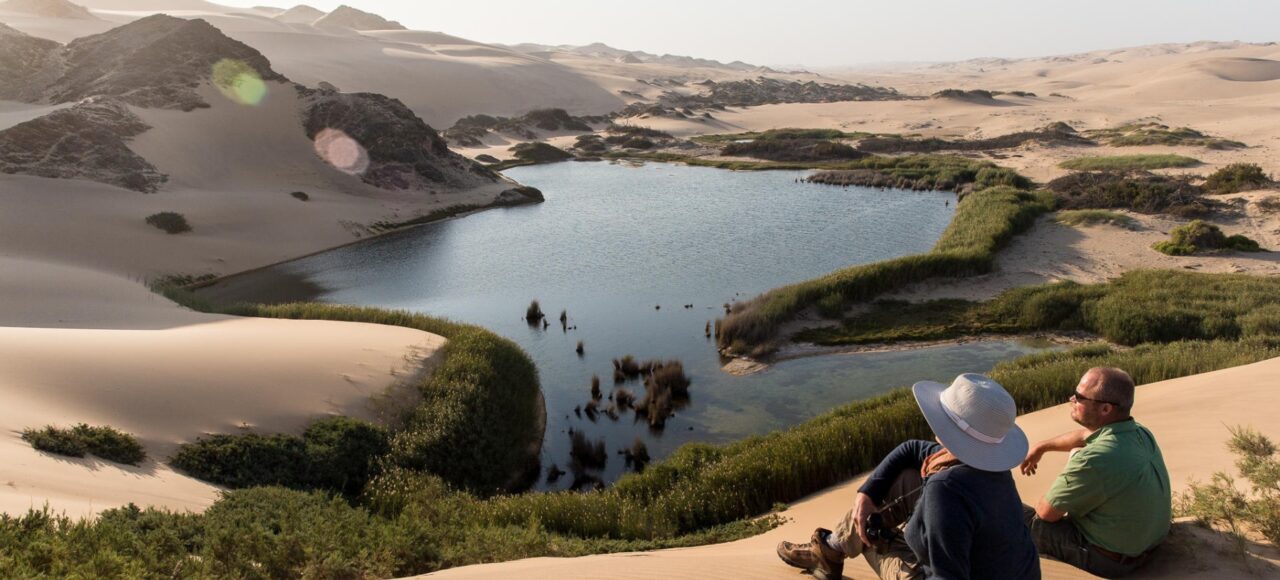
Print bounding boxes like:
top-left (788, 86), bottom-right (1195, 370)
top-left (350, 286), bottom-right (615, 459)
top-left (1071, 390), bottom-right (1119, 406)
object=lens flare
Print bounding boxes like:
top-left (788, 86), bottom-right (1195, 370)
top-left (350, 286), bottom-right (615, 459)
top-left (314, 128), bottom-right (369, 175)
top-left (212, 58), bottom-right (268, 106)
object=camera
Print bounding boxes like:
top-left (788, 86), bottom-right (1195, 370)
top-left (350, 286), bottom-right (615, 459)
top-left (864, 512), bottom-right (897, 551)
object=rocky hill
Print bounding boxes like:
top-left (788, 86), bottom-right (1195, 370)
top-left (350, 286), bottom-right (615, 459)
top-left (0, 97), bottom-right (165, 192)
top-left (0, 0), bottom-right (98, 19)
top-left (300, 86), bottom-right (494, 190)
top-left (0, 15), bottom-right (495, 194)
top-left (0, 24), bottom-right (62, 101)
top-left (312, 5), bottom-right (405, 32)
top-left (46, 14), bottom-right (285, 111)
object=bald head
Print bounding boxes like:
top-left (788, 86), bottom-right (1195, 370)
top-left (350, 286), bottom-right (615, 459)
top-left (1085, 367), bottom-right (1135, 415)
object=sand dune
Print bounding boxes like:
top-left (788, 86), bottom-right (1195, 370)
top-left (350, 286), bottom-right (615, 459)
top-left (0, 256), bottom-right (443, 518)
top-left (424, 357), bottom-right (1280, 579)
top-left (1192, 57), bottom-right (1280, 82)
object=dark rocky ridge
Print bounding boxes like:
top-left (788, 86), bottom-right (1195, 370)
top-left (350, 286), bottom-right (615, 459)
top-left (299, 86), bottom-right (496, 190)
top-left (0, 24), bottom-right (62, 101)
top-left (0, 98), bottom-right (166, 192)
top-left (444, 108), bottom-right (601, 147)
top-left (46, 14), bottom-right (286, 111)
top-left (0, 16), bottom-right (498, 194)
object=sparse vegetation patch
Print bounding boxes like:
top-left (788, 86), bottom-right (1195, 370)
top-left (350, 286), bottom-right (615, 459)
top-left (1055, 209), bottom-right (1136, 228)
top-left (1087, 122), bottom-right (1246, 149)
top-left (1059, 154), bottom-right (1200, 171)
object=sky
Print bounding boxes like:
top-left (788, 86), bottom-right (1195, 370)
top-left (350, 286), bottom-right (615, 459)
top-left (215, 0), bottom-right (1280, 68)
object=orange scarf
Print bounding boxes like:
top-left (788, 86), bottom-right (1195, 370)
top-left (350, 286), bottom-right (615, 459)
top-left (921, 448), bottom-right (962, 478)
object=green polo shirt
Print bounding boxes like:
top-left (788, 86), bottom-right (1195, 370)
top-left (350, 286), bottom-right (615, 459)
top-left (1044, 418), bottom-right (1171, 556)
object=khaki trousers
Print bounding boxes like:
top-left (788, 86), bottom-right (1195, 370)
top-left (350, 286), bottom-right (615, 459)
top-left (831, 469), bottom-right (925, 580)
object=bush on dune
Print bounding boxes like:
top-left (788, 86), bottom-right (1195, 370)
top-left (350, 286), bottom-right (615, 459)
top-left (22, 424), bottom-right (146, 466)
top-left (1204, 163), bottom-right (1272, 194)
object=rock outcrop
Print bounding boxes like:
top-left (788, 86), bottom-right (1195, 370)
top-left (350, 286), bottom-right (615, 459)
top-left (312, 5), bottom-right (406, 32)
top-left (45, 14), bottom-right (286, 111)
top-left (0, 23), bottom-right (62, 101)
top-left (299, 86), bottom-right (496, 190)
top-left (0, 97), bottom-right (166, 192)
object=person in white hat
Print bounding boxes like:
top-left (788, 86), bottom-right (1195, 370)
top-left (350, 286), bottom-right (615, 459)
top-left (776, 373), bottom-right (1041, 580)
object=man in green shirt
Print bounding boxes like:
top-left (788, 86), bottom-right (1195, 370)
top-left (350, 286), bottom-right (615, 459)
top-left (1020, 367), bottom-right (1171, 577)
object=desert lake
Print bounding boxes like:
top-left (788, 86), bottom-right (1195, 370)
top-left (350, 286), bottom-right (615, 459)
top-left (210, 161), bottom-right (1051, 488)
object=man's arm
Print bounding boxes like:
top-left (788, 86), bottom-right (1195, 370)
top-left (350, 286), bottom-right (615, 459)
top-left (1020, 428), bottom-right (1090, 476)
top-left (1035, 497), bottom-right (1067, 522)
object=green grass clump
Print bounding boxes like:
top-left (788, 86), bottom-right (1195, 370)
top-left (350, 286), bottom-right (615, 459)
top-left (1152, 220), bottom-right (1263, 255)
top-left (144, 212), bottom-right (190, 234)
top-left (717, 179), bottom-right (1051, 355)
top-left (1179, 426), bottom-right (1280, 547)
top-left (1059, 154), bottom-right (1200, 171)
top-left (1204, 163), bottom-right (1272, 194)
top-left (1055, 209), bottom-right (1136, 228)
top-left (22, 424), bottom-right (146, 466)
top-left (507, 142), bottom-right (573, 165)
top-left (171, 417), bottom-right (389, 495)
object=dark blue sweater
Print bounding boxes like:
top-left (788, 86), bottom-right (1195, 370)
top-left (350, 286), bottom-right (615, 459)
top-left (858, 440), bottom-right (1040, 580)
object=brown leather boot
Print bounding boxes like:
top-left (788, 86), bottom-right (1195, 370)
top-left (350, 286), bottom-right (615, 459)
top-left (775, 527), bottom-right (844, 580)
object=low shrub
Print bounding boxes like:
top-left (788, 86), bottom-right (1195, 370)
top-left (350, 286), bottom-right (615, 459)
top-left (1046, 170), bottom-right (1212, 217)
top-left (1152, 220), bottom-right (1262, 255)
top-left (1179, 426), bottom-right (1280, 547)
top-left (145, 212), bottom-right (191, 234)
top-left (21, 424), bottom-right (146, 465)
top-left (1059, 154), bottom-right (1200, 171)
top-left (290, 191), bottom-right (309, 201)
top-left (1204, 163), bottom-right (1272, 194)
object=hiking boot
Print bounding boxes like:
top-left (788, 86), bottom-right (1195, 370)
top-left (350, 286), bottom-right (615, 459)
top-left (776, 527), bottom-right (844, 580)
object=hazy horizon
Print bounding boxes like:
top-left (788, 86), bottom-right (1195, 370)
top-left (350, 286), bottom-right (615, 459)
top-left (208, 0), bottom-right (1280, 68)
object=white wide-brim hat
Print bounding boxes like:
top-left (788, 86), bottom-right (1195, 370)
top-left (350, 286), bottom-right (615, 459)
top-left (913, 373), bottom-right (1028, 472)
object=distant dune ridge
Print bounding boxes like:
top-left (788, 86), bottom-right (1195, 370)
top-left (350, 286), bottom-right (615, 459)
top-left (271, 3), bottom-right (323, 23)
top-left (311, 4), bottom-right (405, 31)
top-left (0, 0), bottom-right (98, 19)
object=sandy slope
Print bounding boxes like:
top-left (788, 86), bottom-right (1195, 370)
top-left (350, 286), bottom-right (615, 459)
top-left (0, 256), bottom-right (443, 518)
top-left (424, 357), bottom-right (1280, 579)
top-left (0, 82), bottom-right (507, 279)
